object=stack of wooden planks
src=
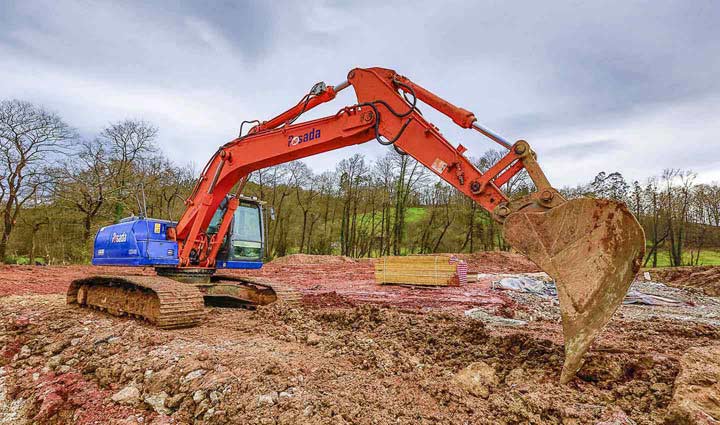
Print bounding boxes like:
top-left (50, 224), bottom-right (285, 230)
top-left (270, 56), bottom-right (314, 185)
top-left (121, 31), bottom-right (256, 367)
top-left (374, 255), bottom-right (468, 286)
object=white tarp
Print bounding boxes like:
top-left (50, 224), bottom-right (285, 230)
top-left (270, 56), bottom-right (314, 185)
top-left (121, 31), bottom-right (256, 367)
top-left (492, 276), bottom-right (557, 297)
top-left (493, 276), bottom-right (684, 307)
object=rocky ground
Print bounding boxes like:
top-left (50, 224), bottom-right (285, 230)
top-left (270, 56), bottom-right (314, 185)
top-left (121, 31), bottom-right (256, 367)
top-left (1, 253), bottom-right (719, 424)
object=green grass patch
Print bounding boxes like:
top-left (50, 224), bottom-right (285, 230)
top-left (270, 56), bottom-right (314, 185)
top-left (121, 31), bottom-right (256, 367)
top-left (645, 249), bottom-right (720, 267)
top-left (404, 207), bottom-right (426, 223)
top-left (355, 206), bottom-right (498, 232)
top-left (356, 207), bottom-right (427, 229)
top-left (4, 256), bottom-right (46, 265)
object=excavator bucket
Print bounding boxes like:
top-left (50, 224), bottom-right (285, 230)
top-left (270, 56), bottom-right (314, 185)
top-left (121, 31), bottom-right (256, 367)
top-left (502, 198), bottom-right (645, 383)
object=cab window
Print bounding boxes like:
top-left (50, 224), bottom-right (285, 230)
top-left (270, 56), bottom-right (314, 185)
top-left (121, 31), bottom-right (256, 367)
top-left (230, 202), bottom-right (263, 261)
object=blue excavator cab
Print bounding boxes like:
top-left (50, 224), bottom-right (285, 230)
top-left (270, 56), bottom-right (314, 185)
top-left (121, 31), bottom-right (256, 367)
top-left (91, 196), bottom-right (265, 270)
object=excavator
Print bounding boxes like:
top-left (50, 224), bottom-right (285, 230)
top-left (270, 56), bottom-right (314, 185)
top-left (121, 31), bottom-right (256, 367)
top-left (67, 67), bottom-right (645, 383)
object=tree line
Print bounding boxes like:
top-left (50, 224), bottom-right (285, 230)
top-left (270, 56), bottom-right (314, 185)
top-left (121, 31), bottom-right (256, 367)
top-left (567, 170), bottom-right (720, 267)
top-left (1, 99), bottom-right (719, 266)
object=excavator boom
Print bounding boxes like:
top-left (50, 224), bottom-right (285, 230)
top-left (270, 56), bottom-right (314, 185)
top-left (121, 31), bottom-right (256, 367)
top-left (74, 67), bottom-right (645, 383)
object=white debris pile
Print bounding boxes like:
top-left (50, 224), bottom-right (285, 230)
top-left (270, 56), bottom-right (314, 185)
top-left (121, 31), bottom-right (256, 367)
top-left (491, 276), bottom-right (557, 298)
top-left (463, 308), bottom-right (528, 327)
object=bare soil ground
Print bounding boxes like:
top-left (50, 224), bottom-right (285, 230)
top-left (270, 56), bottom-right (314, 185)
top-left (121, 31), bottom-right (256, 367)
top-left (647, 266), bottom-right (720, 296)
top-left (1, 253), bottom-right (719, 424)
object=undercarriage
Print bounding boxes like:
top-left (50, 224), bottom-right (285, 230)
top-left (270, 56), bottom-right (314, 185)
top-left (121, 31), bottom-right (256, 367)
top-left (67, 269), bottom-right (301, 328)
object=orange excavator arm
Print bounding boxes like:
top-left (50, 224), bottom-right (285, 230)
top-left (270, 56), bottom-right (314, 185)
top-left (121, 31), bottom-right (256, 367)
top-left (176, 67), bottom-right (536, 267)
top-left (175, 67), bottom-right (645, 384)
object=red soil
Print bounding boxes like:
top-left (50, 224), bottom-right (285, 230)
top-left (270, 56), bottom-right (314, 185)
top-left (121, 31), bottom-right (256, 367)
top-left (0, 252), bottom-right (538, 313)
top-left (647, 265), bottom-right (720, 296)
top-left (0, 264), bottom-right (152, 297)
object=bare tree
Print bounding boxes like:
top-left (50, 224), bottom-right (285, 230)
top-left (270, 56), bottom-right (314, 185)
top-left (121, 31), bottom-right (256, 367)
top-left (52, 139), bottom-right (115, 241)
top-left (287, 161), bottom-right (318, 253)
top-left (372, 154), bottom-right (395, 255)
top-left (642, 177), bottom-right (665, 267)
top-left (0, 100), bottom-right (74, 262)
top-left (20, 214), bottom-right (49, 264)
top-left (390, 152), bottom-right (426, 255)
top-left (253, 164), bottom-right (293, 257)
top-left (668, 169), bottom-right (696, 266)
top-left (337, 154), bottom-right (369, 256)
top-left (101, 119), bottom-right (158, 215)
top-left (589, 171), bottom-right (630, 202)
top-left (50, 120), bottom-right (160, 241)
top-left (312, 170), bottom-right (338, 254)
top-left (157, 163), bottom-right (195, 220)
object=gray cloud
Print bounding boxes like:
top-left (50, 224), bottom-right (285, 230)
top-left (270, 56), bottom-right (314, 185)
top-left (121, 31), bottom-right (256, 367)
top-left (0, 0), bottom-right (718, 186)
top-left (544, 139), bottom-right (621, 159)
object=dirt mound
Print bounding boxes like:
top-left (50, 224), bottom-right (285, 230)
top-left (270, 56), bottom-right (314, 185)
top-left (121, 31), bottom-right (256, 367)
top-left (268, 254), bottom-right (357, 266)
top-left (0, 263), bottom-right (515, 315)
top-left (667, 345), bottom-right (720, 423)
top-left (302, 291), bottom-right (356, 308)
top-left (3, 258), bottom-right (719, 423)
top-left (268, 252), bottom-right (539, 274)
top-left (379, 252), bottom-right (540, 274)
top-left (3, 294), bottom-right (716, 424)
top-left (0, 265), bottom-right (153, 297)
top-left (444, 251), bottom-right (541, 274)
top-left (648, 266), bottom-right (720, 296)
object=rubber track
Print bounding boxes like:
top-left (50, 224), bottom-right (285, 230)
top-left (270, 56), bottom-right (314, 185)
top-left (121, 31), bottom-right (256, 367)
top-left (67, 275), bottom-right (205, 329)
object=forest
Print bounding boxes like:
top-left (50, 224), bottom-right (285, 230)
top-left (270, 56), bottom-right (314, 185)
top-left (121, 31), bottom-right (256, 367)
top-left (2, 99), bottom-right (720, 267)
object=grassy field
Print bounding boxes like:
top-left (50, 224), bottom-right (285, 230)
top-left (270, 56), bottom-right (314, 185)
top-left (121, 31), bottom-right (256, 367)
top-left (404, 207), bottom-right (426, 223)
top-left (357, 207), bottom-right (495, 226)
top-left (357, 206), bottom-right (427, 228)
top-left (3, 256), bottom-right (47, 265)
top-left (645, 249), bottom-right (720, 267)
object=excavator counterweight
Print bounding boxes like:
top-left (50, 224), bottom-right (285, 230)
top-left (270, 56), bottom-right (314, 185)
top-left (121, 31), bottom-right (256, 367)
top-left (69, 66), bottom-right (645, 383)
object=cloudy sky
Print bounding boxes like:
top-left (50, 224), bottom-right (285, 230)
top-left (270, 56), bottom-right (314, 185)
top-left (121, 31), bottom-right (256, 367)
top-left (1, 0), bottom-right (719, 187)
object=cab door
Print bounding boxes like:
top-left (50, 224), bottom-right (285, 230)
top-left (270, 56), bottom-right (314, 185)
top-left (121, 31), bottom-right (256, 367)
top-left (217, 200), bottom-right (265, 269)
